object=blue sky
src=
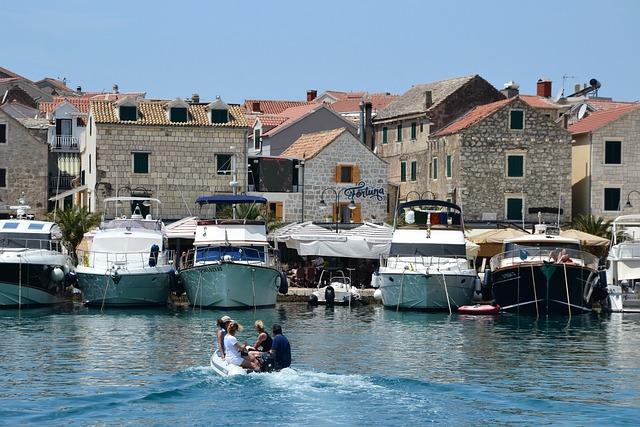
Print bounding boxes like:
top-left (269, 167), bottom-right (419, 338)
top-left (4, 0), bottom-right (639, 103)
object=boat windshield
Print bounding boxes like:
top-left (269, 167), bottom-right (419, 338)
top-left (505, 242), bottom-right (580, 253)
top-left (196, 246), bottom-right (265, 263)
top-left (389, 243), bottom-right (466, 257)
top-left (101, 219), bottom-right (161, 231)
top-left (0, 232), bottom-right (58, 250)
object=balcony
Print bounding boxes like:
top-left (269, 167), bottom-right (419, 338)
top-left (48, 175), bottom-right (80, 194)
top-left (49, 135), bottom-right (80, 152)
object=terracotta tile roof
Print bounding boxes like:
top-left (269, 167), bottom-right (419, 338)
top-left (433, 98), bottom-right (513, 137)
top-left (243, 99), bottom-right (309, 115)
top-left (376, 75), bottom-right (478, 120)
top-left (39, 96), bottom-right (91, 114)
top-left (0, 66), bottom-right (26, 80)
top-left (36, 77), bottom-right (73, 93)
top-left (262, 103), bottom-right (321, 136)
top-left (585, 99), bottom-right (637, 111)
top-left (91, 100), bottom-right (248, 127)
top-left (281, 128), bottom-right (347, 159)
top-left (519, 95), bottom-right (563, 109)
top-left (256, 114), bottom-right (288, 127)
top-left (329, 93), bottom-right (398, 113)
top-left (87, 92), bottom-right (146, 101)
top-left (569, 104), bottom-right (640, 135)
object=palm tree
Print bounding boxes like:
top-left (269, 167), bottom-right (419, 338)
top-left (48, 207), bottom-right (101, 263)
top-left (572, 214), bottom-right (611, 238)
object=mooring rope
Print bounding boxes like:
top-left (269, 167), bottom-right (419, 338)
top-left (531, 265), bottom-right (539, 318)
top-left (563, 263), bottom-right (572, 318)
top-left (396, 269), bottom-right (407, 312)
top-left (18, 255), bottom-right (22, 311)
top-left (192, 269), bottom-right (203, 312)
top-left (441, 272), bottom-right (452, 315)
top-left (251, 268), bottom-right (256, 311)
top-left (101, 269), bottom-right (111, 312)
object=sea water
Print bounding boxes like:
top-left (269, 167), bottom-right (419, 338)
top-left (0, 304), bottom-right (639, 425)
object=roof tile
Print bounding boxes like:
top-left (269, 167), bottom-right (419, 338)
top-left (281, 128), bottom-right (346, 159)
top-left (569, 104), bottom-right (640, 135)
top-left (243, 99), bottom-right (309, 115)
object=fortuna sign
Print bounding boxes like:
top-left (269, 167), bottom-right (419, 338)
top-left (343, 181), bottom-right (385, 201)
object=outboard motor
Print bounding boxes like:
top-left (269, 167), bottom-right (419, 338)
top-left (260, 354), bottom-right (276, 372)
top-left (278, 271), bottom-right (288, 294)
top-left (325, 285), bottom-right (335, 306)
top-left (481, 269), bottom-right (493, 301)
top-left (591, 270), bottom-right (609, 302)
top-left (149, 244), bottom-right (160, 267)
top-left (308, 294), bottom-right (319, 306)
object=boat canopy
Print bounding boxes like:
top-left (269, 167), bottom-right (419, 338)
top-left (196, 195), bottom-right (268, 205)
top-left (398, 199), bottom-right (461, 212)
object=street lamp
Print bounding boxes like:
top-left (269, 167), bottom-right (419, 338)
top-left (624, 190), bottom-right (640, 209)
top-left (319, 187), bottom-right (356, 233)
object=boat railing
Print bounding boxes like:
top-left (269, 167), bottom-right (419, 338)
top-left (490, 248), bottom-right (598, 271)
top-left (613, 242), bottom-right (640, 259)
top-left (0, 237), bottom-right (63, 252)
top-left (383, 254), bottom-right (471, 272)
top-left (77, 249), bottom-right (175, 270)
top-left (181, 246), bottom-right (267, 269)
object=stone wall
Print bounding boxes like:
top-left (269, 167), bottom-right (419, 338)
top-left (0, 109), bottom-right (49, 218)
top-left (432, 98), bottom-right (573, 223)
top-left (92, 124), bottom-right (247, 220)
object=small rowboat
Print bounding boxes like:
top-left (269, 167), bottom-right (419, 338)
top-left (458, 304), bottom-right (500, 315)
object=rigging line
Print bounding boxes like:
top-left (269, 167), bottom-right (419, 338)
top-left (563, 263), bottom-right (572, 318)
top-left (18, 255), bottom-right (22, 311)
top-left (531, 265), bottom-right (539, 318)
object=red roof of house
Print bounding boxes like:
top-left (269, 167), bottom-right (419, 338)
top-left (39, 96), bottom-right (91, 114)
top-left (585, 99), bottom-right (637, 111)
top-left (569, 104), bottom-right (640, 135)
top-left (263, 103), bottom-right (322, 136)
top-left (243, 99), bottom-right (309, 115)
top-left (281, 128), bottom-right (347, 159)
top-left (519, 95), bottom-right (563, 109)
top-left (433, 98), bottom-right (513, 136)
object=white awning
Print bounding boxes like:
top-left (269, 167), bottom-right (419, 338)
top-left (165, 216), bottom-right (198, 239)
top-left (48, 185), bottom-right (87, 201)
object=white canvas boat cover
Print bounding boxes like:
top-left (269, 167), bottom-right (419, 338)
top-left (165, 216), bottom-right (198, 239)
top-left (616, 260), bottom-right (640, 281)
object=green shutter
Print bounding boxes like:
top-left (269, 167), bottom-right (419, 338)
top-left (411, 122), bottom-right (417, 139)
top-left (510, 110), bottom-right (524, 130)
top-left (133, 153), bottom-right (149, 173)
top-left (433, 158), bottom-right (438, 179)
top-left (507, 155), bottom-right (524, 177)
top-left (397, 124), bottom-right (402, 141)
top-left (410, 161), bottom-right (417, 181)
top-left (446, 155), bottom-right (452, 178)
top-left (0, 168), bottom-right (6, 187)
top-left (507, 198), bottom-right (523, 220)
top-left (400, 162), bottom-right (406, 182)
top-left (382, 127), bottom-right (388, 144)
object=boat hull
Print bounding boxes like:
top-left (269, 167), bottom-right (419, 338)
top-left (606, 284), bottom-right (640, 313)
top-left (377, 271), bottom-right (477, 311)
top-left (491, 262), bottom-right (598, 315)
top-left (0, 282), bottom-right (63, 307)
top-left (181, 262), bottom-right (280, 309)
top-left (76, 267), bottom-right (173, 306)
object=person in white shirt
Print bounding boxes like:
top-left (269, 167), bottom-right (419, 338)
top-left (223, 321), bottom-right (260, 370)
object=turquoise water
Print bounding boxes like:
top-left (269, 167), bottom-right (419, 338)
top-left (1, 305), bottom-right (639, 426)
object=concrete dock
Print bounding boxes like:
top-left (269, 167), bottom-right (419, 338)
top-left (277, 287), bottom-right (379, 304)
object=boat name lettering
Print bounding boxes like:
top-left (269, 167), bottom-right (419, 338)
top-left (343, 181), bottom-right (385, 201)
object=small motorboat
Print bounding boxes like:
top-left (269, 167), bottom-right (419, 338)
top-left (210, 352), bottom-right (286, 377)
top-left (308, 270), bottom-right (362, 307)
top-left (458, 304), bottom-right (500, 315)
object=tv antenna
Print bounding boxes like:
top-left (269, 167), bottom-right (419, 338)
top-left (562, 75), bottom-right (575, 95)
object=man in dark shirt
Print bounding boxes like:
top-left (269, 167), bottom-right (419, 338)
top-left (269, 324), bottom-right (291, 369)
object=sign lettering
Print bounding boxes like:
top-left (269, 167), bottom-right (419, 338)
top-left (344, 181), bottom-right (385, 201)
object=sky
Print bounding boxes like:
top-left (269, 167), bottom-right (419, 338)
top-left (4, 0), bottom-right (640, 103)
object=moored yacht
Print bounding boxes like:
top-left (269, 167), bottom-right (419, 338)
top-left (488, 225), bottom-right (607, 315)
top-left (75, 197), bottom-right (174, 307)
top-left (180, 195), bottom-right (286, 309)
top-left (606, 215), bottom-right (640, 312)
top-left (0, 197), bottom-right (74, 307)
top-left (376, 199), bottom-right (478, 312)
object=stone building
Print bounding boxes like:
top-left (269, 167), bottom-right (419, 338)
top-left (249, 128), bottom-right (388, 223)
top-left (0, 104), bottom-right (50, 218)
top-left (373, 75), bottom-right (505, 197)
top-left (570, 104), bottom-right (640, 219)
top-left (430, 96), bottom-right (572, 223)
top-left (84, 96), bottom-right (249, 220)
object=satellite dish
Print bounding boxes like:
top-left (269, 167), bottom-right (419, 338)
top-left (577, 104), bottom-right (588, 120)
top-left (554, 89), bottom-right (564, 102)
top-left (589, 78), bottom-right (601, 89)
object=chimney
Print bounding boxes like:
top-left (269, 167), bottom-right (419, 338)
top-left (252, 101), bottom-right (261, 113)
top-left (501, 81), bottom-right (520, 98)
top-left (424, 90), bottom-right (432, 109)
top-left (306, 89), bottom-right (317, 102)
top-left (536, 79), bottom-right (552, 97)
top-left (76, 86), bottom-right (82, 94)
top-left (191, 93), bottom-right (200, 103)
top-left (364, 102), bottom-right (374, 151)
top-left (112, 84), bottom-right (119, 94)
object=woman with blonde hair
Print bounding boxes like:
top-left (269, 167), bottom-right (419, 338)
top-left (252, 320), bottom-right (273, 352)
top-left (223, 321), bottom-right (260, 370)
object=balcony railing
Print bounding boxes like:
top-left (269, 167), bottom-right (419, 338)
top-left (50, 135), bottom-right (79, 151)
top-left (49, 175), bottom-right (79, 192)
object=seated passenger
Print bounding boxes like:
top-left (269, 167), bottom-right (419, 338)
top-left (252, 320), bottom-right (273, 352)
top-left (223, 321), bottom-right (260, 370)
top-left (215, 315), bottom-right (232, 359)
top-left (269, 324), bottom-right (291, 370)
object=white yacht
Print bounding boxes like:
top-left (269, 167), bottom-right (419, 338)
top-left (75, 197), bottom-right (174, 307)
top-left (376, 199), bottom-right (478, 312)
top-left (0, 197), bottom-right (73, 307)
top-left (606, 215), bottom-right (640, 312)
top-left (180, 195), bottom-right (287, 309)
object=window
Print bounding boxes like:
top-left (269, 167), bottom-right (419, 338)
top-left (400, 161), bottom-right (407, 182)
top-left (132, 152), bottom-right (149, 174)
top-left (336, 164), bottom-right (359, 183)
top-left (254, 129), bottom-right (261, 151)
top-left (506, 197), bottom-right (523, 220)
top-left (89, 154), bottom-right (92, 174)
top-left (55, 119), bottom-right (72, 136)
top-left (81, 170), bottom-right (85, 186)
top-left (0, 123), bottom-right (6, 143)
top-left (119, 106), bottom-right (137, 121)
top-left (333, 202), bottom-right (361, 223)
top-left (604, 188), bottom-right (621, 211)
top-left (507, 154), bottom-right (524, 177)
top-left (420, 123), bottom-right (424, 133)
top-left (211, 109), bottom-right (228, 124)
top-left (170, 107), bottom-right (188, 123)
top-left (510, 110), bottom-right (524, 130)
top-left (89, 117), bottom-right (92, 136)
top-left (382, 127), bottom-right (388, 144)
top-left (432, 157), bottom-right (438, 180)
top-left (605, 140), bottom-right (622, 164)
top-left (0, 168), bottom-right (6, 187)
top-left (446, 155), bottom-right (452, 178)
top-left (410, 161), bottom-right (417, 181)
top-left (269, 202), bottom-right (284, 221)
top-left (216, 154), bottom-right (233, 175)
top-left (396, 124), bottom-right (402, 142)
top-left (411, 122), bottom-right (417, 140)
